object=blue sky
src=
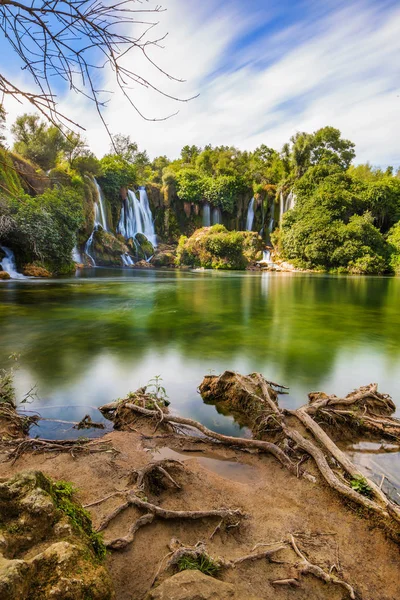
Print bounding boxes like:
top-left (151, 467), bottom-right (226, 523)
top-left (2, 0), bottom-right (400, 165)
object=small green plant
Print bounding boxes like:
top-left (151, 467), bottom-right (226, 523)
top-left (147, 375), bottom-right (170, 406)
top-left (177, 554), bottom-right (221, 577)
top-left (350, 475), bottom-right (373, 498)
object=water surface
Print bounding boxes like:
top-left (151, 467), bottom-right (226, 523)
top-left (1, 268), bottom-right (399, 490)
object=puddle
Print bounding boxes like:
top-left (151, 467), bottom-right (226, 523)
top-left (341, 441), bottom-right (400, 504)
top-left (151, 446), bottom-right (259, 485)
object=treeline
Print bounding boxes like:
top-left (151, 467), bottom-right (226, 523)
top-left (0, 106), bottom-right (400, 275)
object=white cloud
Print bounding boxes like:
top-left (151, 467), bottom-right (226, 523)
top-left (3, 0), bottom-right (400, 166)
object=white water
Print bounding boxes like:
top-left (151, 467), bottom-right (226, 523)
top-left (121, 253), bottom-right (134, 266)
top-left (212, 207), bottom-right (222, 225)
top-left (279, 190), bottom-right (296, 221)
top-left (118, 187), bottom-right (157, 247)
top-left (246, 197), bottom-right (255, 231)
top-left (203, 203), bottom-right (211, 227)
top-left (84, 179), bottom-right (110, 266)
top-left (0, 245), bottom-right (26, 279)
top-left (84, 230), bottom-right (97, 266)
top-left (93, 178), bottom-right (109, 232)
top-left (268, 218), bottom-right (274, 233)
top-left (262, 250), bottom-right (271, 263)
top-left (72, 245), bottom-right (82, 264)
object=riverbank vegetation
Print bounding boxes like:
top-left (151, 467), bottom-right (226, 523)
top-left (1, 105), bottom-right (400, 275)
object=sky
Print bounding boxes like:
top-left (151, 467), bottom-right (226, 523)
top-left (2, 0), bottom-right (400, 166)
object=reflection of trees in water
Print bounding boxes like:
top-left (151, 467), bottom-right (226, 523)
top-left (0, 273), bottom-right (399, 388)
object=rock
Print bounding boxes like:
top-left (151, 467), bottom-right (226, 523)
top-left (93, 229), bottom-right (130, 267)
top-left (134, 260), bottom-right (155, 269)
top-left (151, 244), bottom-right (177, 268)
top-left (146, 570), bottom-right (237, 600)
top-left (0, 471), bottom-right (114, 600)
top-left (0, 271), bottom-right (10, 280)
top-left (22, 264), bottom-right (52, 277)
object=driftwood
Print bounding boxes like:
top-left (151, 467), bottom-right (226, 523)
top-left (100, 374), bottom-right (400, 534)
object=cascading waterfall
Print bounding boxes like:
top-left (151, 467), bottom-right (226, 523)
top-left (84, 178), bottom-right (110, 266)
top-left (121, 253), bottom-right (134, 266)
top-left (203, 203), bottom-right (211, 227)
top-left (279, 189), bottom-right (296, 222)
top-left (246, 197), bottom-right (255, 231)
top-left (0, 245), bottom-right (26, 279)
top-left (93, 178), bottom-right (109, 232)
top-left (72, 245), bottom-right (82, 263)
top-left (212, 207), bottom-right (222, 225)
top-left (118, 187), bottom-right (157, 248)
top-left (262, 250), bottom-right (271, 263)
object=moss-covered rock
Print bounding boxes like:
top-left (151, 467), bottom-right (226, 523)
top-left (176, 225), bottom-right (263, 270)
top-left (150, 244), bottom-right (177, 267)
top-left (0, 471), bottom-right (114, 600)
top-left (92, 230), bottom-right (130, 266)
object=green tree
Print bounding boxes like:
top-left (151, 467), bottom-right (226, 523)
top-left (11, 114), bottom-right (66, 171)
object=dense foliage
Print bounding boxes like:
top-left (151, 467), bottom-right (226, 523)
top-left (7, 186), bottom-right (84, 273)
top-left (1, 107), bottom-right (400, 275)
top-left (276, 162), bottom-right (400, 273)
top-left (176, 225), bottom-right (263, 270)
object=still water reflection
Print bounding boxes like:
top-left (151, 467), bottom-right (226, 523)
top-left (0, 268), bottom-right (399, 490)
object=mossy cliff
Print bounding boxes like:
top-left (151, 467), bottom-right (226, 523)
top-left (176, 225), bottom-right (263, 270)
top-left (0, 471), bottom-right (114, 600)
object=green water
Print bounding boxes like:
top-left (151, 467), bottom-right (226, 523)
top-left (1, 268), bottom-right (399, 489)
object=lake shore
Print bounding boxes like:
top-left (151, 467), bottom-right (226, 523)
top-left (1, 376), bottom-right (400, 600)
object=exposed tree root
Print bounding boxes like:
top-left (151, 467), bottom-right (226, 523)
top-left (0, 403), bottom-right (39, 439)
top-left (102, 493), bottom-right (245, 550)
top-left (0, 437), bottom-right (116, 464)
top-left (152, 535), bottom-right (357, 599)
top-left (305, 384), bottom-right (400, 442)
top-left (100, 374), bottom-right (400, 536)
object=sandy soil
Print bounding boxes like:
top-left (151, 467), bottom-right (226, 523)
top-left (1, 427), bottom-right (399, 600)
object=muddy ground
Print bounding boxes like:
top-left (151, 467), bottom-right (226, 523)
top-left (1, 426), bottom-right (399, 600)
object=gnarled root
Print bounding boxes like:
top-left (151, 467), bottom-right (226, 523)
top-left (152, 535), bottom-right (357, 599)
top-left (306, 384), bottom-right (400, 442)
top-left (130, 458), bottom-right (184, 492)
top-left (0, 437), bottom-right (115, 464)
top-left (103, 493), bottom-right (245, 550)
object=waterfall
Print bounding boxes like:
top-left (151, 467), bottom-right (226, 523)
top-left (84, 230), bottom-right (96, 266)
top-left (262, 250), bottom-right (271, 263)
top-left (72, 245), bottom-right (82, 263)
top-left (0, 245), bottom-right (26, 279)
top-left (203, 203), bottom-right (211, 227)
top-left (212, 207), bottom-right (222, 225)
top-left (280, 189), bottom-right (296, 222)
top-left (121, 253), bottom-right (134, 266)
top-left (84, 179), bottom-right (109, 266)
top-left (118, 187), bottom-right (157, 247)
top-left (93, 178), bottom-right (109, 232)
top-left (246, 197), bottom-right (255, 231)
top-left (286, 190), bottom-right (296, 212)
top-left (268, 218), bottom-right (274, 233)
